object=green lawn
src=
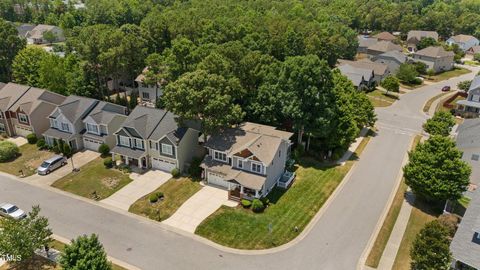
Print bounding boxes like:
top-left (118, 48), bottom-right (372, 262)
top-left (365, 135), bottom-right (422, 268)
top-left (52, 157), bottom-right (132, 200)
top-left (400, 82), bottom-right (423, 90)
top-left (465, 60), bottom-right (479, 66)
top-left (426, 68), bottom-right (471, 82)
top-left (367, 89), bottom-right (399, 107)
top-left (0, 143), bottom-right (54, 177)
top-left (129, 177), bottom-right (202, 221)
top-left (195, 133), bottom-right (372, 249)
top-left (391, 199), bottom-right (442, 270)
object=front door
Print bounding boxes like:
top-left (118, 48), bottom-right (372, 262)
top-left (142, 157), bottom-right (147, 168)
top-left (69, 139), bottom-right (77, 151)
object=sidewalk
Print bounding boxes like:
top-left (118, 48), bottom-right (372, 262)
top-left (427, 90), bottom-right (457, 116)
top-left (337, 127), bottom-right (369, 165)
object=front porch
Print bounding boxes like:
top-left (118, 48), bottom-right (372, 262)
top-left (228, 185), bottom-right (261, 202)
top-left (113, 153), bottom-right (149, 170)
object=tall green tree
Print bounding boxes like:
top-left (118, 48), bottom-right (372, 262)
top-left (417, 37), bottom-right (438, 50)
top-left (380, 75), bottom-right (400, 95)
top-left (457, 80), bottom-right (472, 92)
top-left (12, 47), bottom-right (48, 86)
top-left (38, 53), bottom-right (67, 94)
top-left (60, 234), bottom-right (112, 270)
top-left (423, 111), bottom-right (456, 136)
top-left (0, 206), bottom-right (52, 267)
top-left (403, 135), bottom-right (471, 202)
top-left (0, 19), bottom-right (26, 82)
top-left (163, 69), bottom-right (244, 138)
top-left (411, 220), bottom-right (452, 270)
top-left (396, 63), bottom-right (419, 85)
top-left (144, 53), bottom-right (166, 105)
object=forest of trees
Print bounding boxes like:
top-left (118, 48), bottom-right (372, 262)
top-left (1, 0), bottom-right (478, 154)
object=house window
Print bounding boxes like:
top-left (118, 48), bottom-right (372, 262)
top-left (51, 119), bottom-right (58, 128)
top-left (161, 143), bottom-right (173, 155)
top-left (18, 113), bottom-right (28, 123)
top-left (142, 92), bottom-right (150, 100)
top-left (237, 159), bottom-right (243, 169)
top-left (155, 142), bottom-right (159, 150)
top-left (251, 162), bottom-right (262, 173)
top-left (214, 151), bottom-right (227, 162)
top-left (0, 112), bottom-right (3, 119)
top-left (86, 123), bottom-right (99, 134)
top-left (472, 154), bottom-right (479, 161)
top-left (61, 122), bottom-right (69, 132)
top-left (135, 139), bottom-right (144, 149)
top-left (0, 123), bottom-right (5, 132)
top-left (119, 136), bottom-right (130, 147)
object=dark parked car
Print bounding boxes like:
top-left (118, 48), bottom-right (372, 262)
top-left (442, 86), bottom-right (451, 92)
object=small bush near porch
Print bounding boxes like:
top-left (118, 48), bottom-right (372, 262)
top-left (52, 157), bottom-right (132, 200)
top-left (195, 135), bottom-right (371, 249)
top-left (129, 177), bottom-right (202, 221)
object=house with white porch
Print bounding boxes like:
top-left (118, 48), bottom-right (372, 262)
top-left (200, 122), bottom-right (293, 201)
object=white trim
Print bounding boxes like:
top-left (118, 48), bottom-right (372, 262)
top-left (119, 135), bottom-right (130, 147)
top-left (213, 150), bottom-right (227, 162)
top-left (18, 113), bottom-right (28, 124)
top-left (135, 138), bottom-right (144, 149)
top-left (237, 159), bottom-right (243, 169)
top-left (161, 143), bottom-right (173, 155)
top-left (86, 123), bottom-right (99, 135)
top-left (251, 161), bottom-right (263, 174)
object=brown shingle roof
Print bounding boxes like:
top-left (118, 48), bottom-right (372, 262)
top-left (367, 41), bottom-right (402, 53)
top-left (373, 32), bottom-right (396, 41)
top-left (414, 46), bottom-right (454, 58)
top-left (450, 34), bottom-right (477, 43)
top-left (338, 59), bottom-right (388, 76)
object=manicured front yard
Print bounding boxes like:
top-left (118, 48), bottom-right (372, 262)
top-left (52, 157), bottom-right (132, 200)
top-left (195, 133), bottom-right (372, 249)
top-left (0, 143), bottom-right (53, 177)
top-left (367, 89), bottom-right (399, 107)
top-left (129, 177), bottom-right (202, 221)
top-left (425, 67), bottom-right (471, 82)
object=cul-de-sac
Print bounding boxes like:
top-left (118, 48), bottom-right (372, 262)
top-left (1, 1), bottom-right (480, 270)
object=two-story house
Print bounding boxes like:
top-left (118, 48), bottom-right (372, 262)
top-left (200, 122), bottom-right (293, 201)
top-left (111, 106), bottom-right (201, 172)
top-left (406, 30), bottom-right (439, 52)
top-left (82, 102), bottom-right (127, 151)
top-left (0, 83), bottom-right (65, 137)
top-left (337, 64), bottom-right (375, 90)
top-left (26, 24), bottom-right (65, 45)
top-left (446, 34), bottom-right (480, 52)
top-left (372, 50), bottom-right (408, 74)
top-left (135, 67), bottom-right (164, 107)
top-left (457, 75), bottom-right (480, 117)
top-left (43, 96), bottom-right (99, 150)
top-left (412, 46), bottom-right (454, 73)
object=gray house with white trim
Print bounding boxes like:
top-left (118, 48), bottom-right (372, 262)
top-left (457, 75), bottom-right (480, 117)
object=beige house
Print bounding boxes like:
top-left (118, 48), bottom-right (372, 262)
top-left (412, 46), bottom-right (454, 73)
top-left (366, 41), bottom-right (402, 57)
top-left (406, 30), bottom-right (439, 52)
top-left (373, 32), bottom-right (396, 42)
top-left (26, 24), bottom-right (65, 44)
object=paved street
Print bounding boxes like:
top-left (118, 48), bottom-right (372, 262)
top-left (0, 66), bottom-right (477, 270)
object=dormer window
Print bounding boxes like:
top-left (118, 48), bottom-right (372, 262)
top-left (214, 151), bottom-right (227, 162)
top-left (86, 123), bottom-right (99, 134)
top-left (119, 135), bottom-right (130, 147)
top-left (51, 119), bottom-right (59, 128)
top-left (18, 113), bottom-right (28, 124)
top-left (61, 122), bottom-right (70, 132)
top-left (134, 138), bottom-right (144, 149)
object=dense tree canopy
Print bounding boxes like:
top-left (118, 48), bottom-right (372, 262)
top-left (411, 220), bottom-right (452, 270)
top-left (423, 111), bottom-right (456, 136)
top-left (60, 234), bottom-right (112, 270)
top-left (0, 19), bottom-right (26, 82)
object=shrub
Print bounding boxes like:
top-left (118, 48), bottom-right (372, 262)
top-left (98, 144), bottom-right (110, 157)
top-left (437, 214), bottom-right (459, 237)
top-left (26, 133), bottom-right (37, 144)
top-left (241, 199), bottom-right (252, 208)
top-left (251, 199), bottom-right (265, 213)
top-left (188, 157), bottom-right (203, 178)
top-left (0, 132), bottom-right (7, 138)
top-left (0, 141), bottom-right (19, 162)
top-left (103, 157), bottom-right (113, 168)
top-left (149, 193), bottom-right (158, 203)
top-left (156, 192), bottom-right (164, 199)
top-left (411, 220), bottom-right (452, 270)
top-left (171, 168), bottom-right (180, 178)
top-left (260, 197), bottom-right (270, 206)
top-left (36, 138), bottom-right (46, 150)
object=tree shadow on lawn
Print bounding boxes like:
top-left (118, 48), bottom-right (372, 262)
top-left (411, 196), bottom-right (444, 217)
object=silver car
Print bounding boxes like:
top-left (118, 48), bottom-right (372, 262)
top-left (37, 155), bottom-right (67, 175)
top-left (0, 203), bottom-right (26, 219)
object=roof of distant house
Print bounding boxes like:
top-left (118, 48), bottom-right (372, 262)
top-left (10, 86), bottom-right (65, 115)
top-left (135, 67), bottom-right (167, 85)
top-left (375, 50), bottom-right (408, 64)
top-left (373, 32), bottom-right (396, 41)
top-left (0, 83), bottom-right (31, 112)
top-left (407, 30), bottom-right (439, 42)
top-left (450, 189), bottom-right (480, 269)
top-left (367, 40), bottom-right (402, 53)
top-left (51, 95), bottom-right (98, 123)
top-left (468, 46), bottom-right (480, 55)
top-left (449, 34), bottom-right (479, 44)
top-left (15, 23), bottom-right (35, 38)
top-left (86, 101), bottom-right (126, 125)
top-left (27, 24), bottom-right (61, 39)
top-left (414, 46), bottom-right (455, 58)
top-left (338, 64), bottom-right (374, 86)
top-left (456, 117), bottom-right (480, 149)
top-left (357, 36), bottom-right (378, 48)
top-left (338, 59), bottom-right (388, 76)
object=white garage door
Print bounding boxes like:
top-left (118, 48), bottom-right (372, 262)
top-left (151, 157), bottom-right (176, 172)
top-left (15, 125), bottom-right (32, 137)
top-left (83, 138), bottom-right (102, 151)
top-left (207, 172), bottom-right (230, 189)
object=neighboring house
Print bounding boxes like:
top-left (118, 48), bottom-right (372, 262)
top-left (15, 23), bottom-right (35, 39)
top-left (412, 46), bottom-right (454, 73)
top-left (372, 50), bottom-right (408, 74)
top-left (466, 45), bottom-right (480, 60)
top-left (82, 102), bottom-right (127, 151)
top-left (457, 75), bottom-right (480, 117)
top-left (43, 96), bottom-right (100, 151)
top-left (357, 36), bottom-right (378, 54)
top-left (337, 64), bottom-right (375, 90)
top-left (456, 117), bottom-right (480, 186)
top-left (200, 122), bottom-right (293, 201)
top-left (373, 31), bottom-right (396, 42)
top-left (111, 106), bottom-right (201, 172)
top-left (0, 83), bottom-right (65, 137)
top-left (446, 34), bottom-right (480, 52)
top-left (338, 59), bottom-right (389, 83)
top-left (450, 189), bottom-right (480, 270)
top-left (406, 30), bottom-right (439, 52)
top-left (135, 67), bottom-right (164, 107)
top-left (366, 41), bottom-right (403, 57)
top-left (26, 24), bottom-right (65, 44)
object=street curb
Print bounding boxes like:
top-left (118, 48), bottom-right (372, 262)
top-left (356, 135), bottom-right (415, 270)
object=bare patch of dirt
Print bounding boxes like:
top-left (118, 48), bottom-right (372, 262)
top-left (102, 177), bottom-right (120, 189)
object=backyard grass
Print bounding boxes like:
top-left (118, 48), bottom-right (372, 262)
top-left (365, 135), bottom-right (422, 268)
top-left (52, 157), bottom-right (132, 200)
top-left (425, 67), bottom-right (471, 82)
top-left (367, 89), bottom-right (399, 107)
top-left (422, 92), bottom-right (451, 112)
top-left (195, 133), bottom-right (372, 249)
top-left (391, 199), bottom-right (442, 270)
top-left (464, 60), bottom-right (479, 66)
top-left (0, 143), bottom-right (53, 177)
top-left (129, 177), bottom-right (202, 221)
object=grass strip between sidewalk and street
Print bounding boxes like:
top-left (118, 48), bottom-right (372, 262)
top-left (365, 135), bottom-right (422, 268)
top-left (195, 130), bottom-right (372, 250)
top-left (422, 92), bottom-right (451, 113)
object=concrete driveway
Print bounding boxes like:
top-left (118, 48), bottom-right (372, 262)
top-left (26, 150), bottom-right (100, 186)
top-left (6, 136), bottom-right (27, 147)
top-left (162, 186), bottom-right (237, 233)
top-left (101, 170), bottom-right (171, 211)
